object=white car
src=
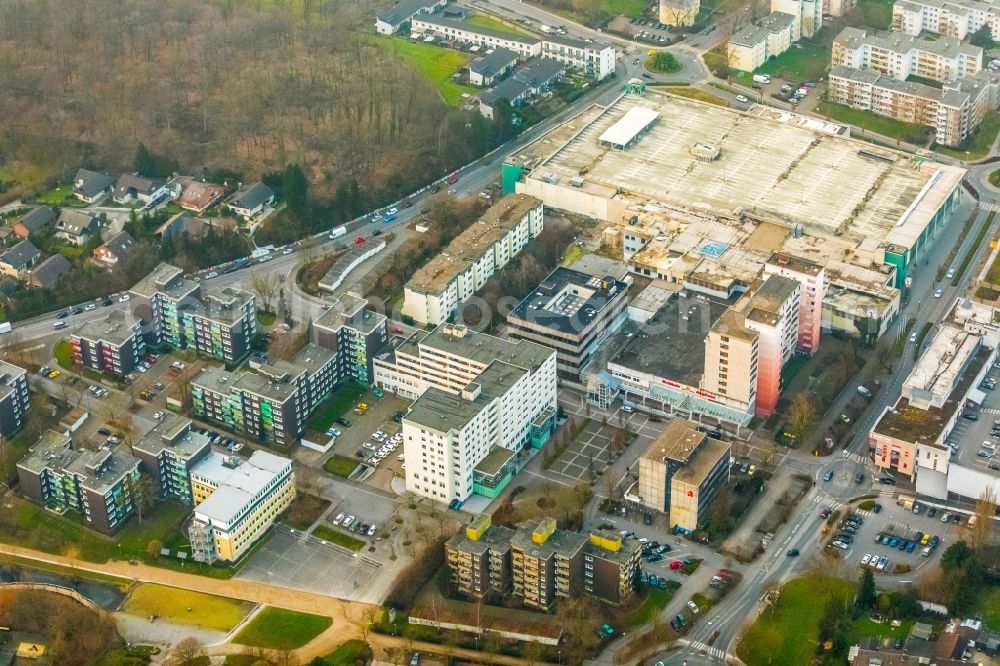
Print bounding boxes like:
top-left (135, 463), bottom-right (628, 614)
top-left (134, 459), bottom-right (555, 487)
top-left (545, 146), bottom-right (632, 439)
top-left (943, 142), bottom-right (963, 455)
top-left (687, 600), bottom-right (700, 614)
top-left (343, 515), bottom-right (356, 528)
top-left (832, 540), bottom-right (849, 550)
top-left (333, 513), bottom-right (345, 526)
top-left (362, 442), bottom-right (375, 450)
top-left (153, 411), bottom-right (164, 420)
top-left (861, 553), bottom-right (872, 566)
top-left (934, 289), bottom-right (943, 298)
top-left (736, 95), bottom-right (749, 103)
top-left (118, 294), bottom-right (130, 303)
top-left (283, 248), bottom-right (294, 255)
top-left (206, 271), bottom-right (219, 279)
top-left (947, 268), bottom-right (956, 279)
top-left (85, 303), bottom-right (96, 311)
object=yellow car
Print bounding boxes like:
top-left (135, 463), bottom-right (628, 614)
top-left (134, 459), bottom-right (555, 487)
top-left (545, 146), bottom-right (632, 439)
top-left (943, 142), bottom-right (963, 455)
top-left (47, 369), bottom-right (60, 378)
top-left (355, 402), bottom-right (369, 414)
top-left (648, 49), bottom-right (656, 56)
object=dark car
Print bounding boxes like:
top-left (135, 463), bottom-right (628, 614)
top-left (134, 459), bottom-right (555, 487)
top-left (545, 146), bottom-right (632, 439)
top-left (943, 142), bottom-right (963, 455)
top-left (642, 72), bottom-right (654, 79)
top-left (823, 470), bottom-right (833, 482)
top-left (72, 307), bottom-right (83, 315)
top-left (879, 476), bottom-right (896, 485)
top-left (56, 311), bottom-right (69, 319)
top-left (873, 503), bottom-right (882, 513)
top-left (337, 417), bottom-right (352, 427)
top-left (855, 472), bottom-right (865, 484)
top-left (786, 548), bottom-right (800, 557)
top-left (103, 299), bottom-right (113, 306)
top-left (431, 185), bottom-right (441, 193)
top-left (372, 230), bottom-right (382, 237)
top-left (97, 427), bottom-right (112, 436)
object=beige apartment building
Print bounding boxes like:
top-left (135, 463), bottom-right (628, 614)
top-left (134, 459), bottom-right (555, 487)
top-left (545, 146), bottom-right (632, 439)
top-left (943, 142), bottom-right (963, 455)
top-left (828, 65), bottom-right (1000, 147)
top-left (833, 27), bottom-right (982, 83)
top-left (445, 514), bottom-right (515, 599)
top-left (772, 0), bottom-right (822, 38)
top-left (701, 309), bottom-right (760, 410)
top-left (510, 517), bottom-right (587, 610)
top-left (892, 0), bottom-right (1000, 40)
top-left (726, 12), bottom-right (797, 72)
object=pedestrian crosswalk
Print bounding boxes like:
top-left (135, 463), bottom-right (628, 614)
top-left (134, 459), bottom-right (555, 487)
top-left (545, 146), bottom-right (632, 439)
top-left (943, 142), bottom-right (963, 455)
top-left (982, 407), bottom-right (1000, 415)
top-left (839, 450), bottom-right (868, 465)
top-left (686, 640), bottom-right (727, 661)
top-left (982, 202), bottom-right (1000, 213)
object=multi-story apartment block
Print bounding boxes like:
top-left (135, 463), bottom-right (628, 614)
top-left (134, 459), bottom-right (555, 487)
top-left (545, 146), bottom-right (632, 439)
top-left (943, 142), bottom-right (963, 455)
top-left (445, 514), bottom-right (516, 599)
top-left (892, 0), bottom-right (1000, 40)
top-left (402, 358), bottom-right (556, 502)
top-left (660, 0), bottom-right (700, 26)
top-left (540, 35), bottom-right (617, 81)
top-left (727, 12), bottom-right (797, 72)
top-left (829, 65), bottom-right (1000, 147)
top-left (402, 194), bottom-right (544, 326)
top-left (70, 311), bottom-right (146, 377)
top-left (17, 430), bottom-right (141, 533)
top-left (312, 293), bottom-right (388, 385)
top-left (130, 263), bottom-right (256, 364)
top-left (764, 252), bottom-right (825, 355)
top-left (833, 27), bottom-right (982, 82)
top-left (510, 518), bottom-right (587, 610)
top-left (507, 267), bottom-right (630, 377)
top-left (132, 415), bottom-right (211, 504)
top-left (701, 309), bottom-right (760, 413)
top-left (638, 418), bottom-right (732, 532)
top-left (772, 0), bottom-right (822, 38)
top-left (584, 531), bottom-right (641, 605)
top-left (732, 275), bottom-right (800, 418)
top-left (188, 449), bottom-right (295, 563)
top-left (0, 360), bottom-right (29, 438)
top-left (825, 0), bottom-right (857, 17)
top-left (192, 344), bottom-right (337, 447)
top-left (411, 15), bottom-right (542, 58)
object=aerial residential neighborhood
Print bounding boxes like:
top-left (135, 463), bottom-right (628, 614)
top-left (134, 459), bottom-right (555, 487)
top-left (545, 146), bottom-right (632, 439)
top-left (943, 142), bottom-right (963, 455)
top-left (6, 0), bottom-right (1000, 664)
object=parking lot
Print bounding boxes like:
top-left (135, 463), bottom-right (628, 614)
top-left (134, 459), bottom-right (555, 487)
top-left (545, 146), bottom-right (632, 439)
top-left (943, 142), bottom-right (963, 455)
top-left (237, 526), bottom-right (382, 601)
top-left (826, 498), bottom-right (962, 575)
top-left (947, 359), bottom-right (1000, 472)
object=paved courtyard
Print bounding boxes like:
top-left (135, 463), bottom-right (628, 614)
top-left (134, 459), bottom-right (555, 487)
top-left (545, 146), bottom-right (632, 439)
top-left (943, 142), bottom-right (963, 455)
top-left (238, 526), bottom-right (382, 602)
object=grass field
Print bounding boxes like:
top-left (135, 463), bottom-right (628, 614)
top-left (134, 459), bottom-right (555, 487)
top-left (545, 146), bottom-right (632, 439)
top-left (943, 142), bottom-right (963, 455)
top-left (646, 52), bottom-right (682, 74)
top-left (234, 607), bottom-right (333, 650)
top-left (323, 454), bottom-right (359, 478)
top-left (622, 584), bottom-right (679, 628)
top-left (980, 585), bottom-right (1000, 630)
top-left (660, 86), bottom-right (727, 106)
top-left (312, 525), bottom-right (366, 551)
top-left (737, 576), bottom-right (854, 666)
top-left (990, 169), bottom-right (1000, 188)
top-left (816, 101), bottom-right (932, 144)
top-left (123, 584), bottom-right (254, 631)
top-left (324, 640), bottom-right (373, 666)
top-left (35, 184), bottom-right (84, 207)
top-left (754, 42), bottom-right (831, 81)
top-left (465, 13), bottom-right (531, 35)
top-left (256, 311), bottom-right (276, 327)
top-left (377, 38), bottom-right (477, 106)
top-left (957, 211), bottom-right (996, 285)
top-left (310, 382), bottom-right (367, 431)
top-left (54, 339), bottom-right (74, 370)
top-left (936, 111), bottom-right (1000, 160)
top-left (600, 0), bottom-right (650, 16)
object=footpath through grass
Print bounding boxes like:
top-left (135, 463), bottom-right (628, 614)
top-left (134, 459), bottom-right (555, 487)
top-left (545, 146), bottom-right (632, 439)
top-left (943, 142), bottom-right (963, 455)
top-left (377, 38), bottom-right (477, 106)
top-left (737, 575), bottom-right (854, 666)
top-left (235, 606), bottom-right (333, 650)
top-left (122, 583), bottom-right (254, 631)
top-left (312, 525), bottom-right (366, 551)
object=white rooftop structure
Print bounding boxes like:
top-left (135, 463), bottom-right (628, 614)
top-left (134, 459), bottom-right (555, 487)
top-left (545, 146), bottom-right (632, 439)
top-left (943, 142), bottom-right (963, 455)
top-left (902, 323), bottom-right (980, 410)
top-left (191, 450), bottom-right (291, 525)
top-left (598, 107), bottom-right (660, 149)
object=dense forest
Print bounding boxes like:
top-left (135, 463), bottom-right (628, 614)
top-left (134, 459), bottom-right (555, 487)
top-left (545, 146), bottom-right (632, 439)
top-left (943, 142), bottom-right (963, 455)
top-left (0, 0), bottom-right (512, 204)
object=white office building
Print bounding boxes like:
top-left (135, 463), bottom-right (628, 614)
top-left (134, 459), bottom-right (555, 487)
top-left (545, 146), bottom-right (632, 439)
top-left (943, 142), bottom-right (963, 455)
top-left (892, 0), bottom-right (1000, 40)
top-left (833, 27), bottom-right (982, 83)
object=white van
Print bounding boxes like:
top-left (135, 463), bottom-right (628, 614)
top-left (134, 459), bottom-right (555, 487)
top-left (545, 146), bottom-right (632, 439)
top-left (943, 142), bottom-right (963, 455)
top-left (53, 321), bottom-right (67, 330)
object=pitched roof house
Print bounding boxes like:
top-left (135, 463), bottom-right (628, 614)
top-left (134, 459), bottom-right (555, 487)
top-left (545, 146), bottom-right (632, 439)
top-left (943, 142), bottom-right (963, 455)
top-left (55, 209), bottom-right (101, 246)
top-left (73, 169), bottom-right (115, 203)
top-left (228, 182), bottom-right (275, 220)
top-left (93, 231), bottom-right (136, 267)
top-left (178, 181), bottom-right (225, 213)
top-left (112, 173), bottom-right (169, 205)
top-left (0, 240), bottom-right (42, 279)
top-left (13, 207), bottom-right (58, 238)
top-left (28, 254), bottom-right (72, 289)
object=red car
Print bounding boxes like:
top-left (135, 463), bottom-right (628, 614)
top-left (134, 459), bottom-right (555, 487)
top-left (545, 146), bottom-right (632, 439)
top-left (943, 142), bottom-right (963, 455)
top-left (144, 354), bottom-right (158, 364)
top-left (354, 236), bottom-right (366, 245)
top-left (669, 560), bottom-right (682, 570)
top-left (446, 172), bottom-right (459, 185)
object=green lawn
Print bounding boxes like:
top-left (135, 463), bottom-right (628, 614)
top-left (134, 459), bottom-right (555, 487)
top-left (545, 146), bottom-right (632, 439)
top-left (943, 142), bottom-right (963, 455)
top-left (956, 211), bottom-right (996, 285)
top-left (54, 339), bottom-right (74, 370)
top-left (905, 74), bottom-right (942, 88)
top-left (990, 169), bottom-right (1000, 188)
top-left (980, 584), bottom-right (1000, 630)
top-left (234, 607), bottom-right (333, 650)
top-left (856, 0), bottom-right (895, 29)
top-left (753, 42), bottom-right (831, 81)
top-left (815, 101), bottom-right (933, 144)
top-left (0, 496), bottom-right (236, 579)
top-left (323, 454), bottom-right (359, 478)
top-left (323, 640), bottom-right (373, 666)
top-left (936, 111), bottom-right (1000, 160)
top-left (310, 382), bottom-right (367, 431)
top-left (662, 86), bottom-right (728, 106)
top-left (465, 13), bottom-right (532, 35)
top-left (377, 38), bottom-right (477, 106)
top-left (312, 525), bottom-right (366, 551)
top-left (622, 584), bottom-right (680, 628)
top-left (737, 576), bottom-right (854, 666)
top-left (599, 0), bottom-right (650, 16)
top-left (256, 310), bottom-right (276, 327)
top-left (35, 184), bottom-right (79, 206)
top-left (646, 52), bottom-right (683, 74)
top-left (846, 616), bottom-right (913, 645)
top-left (122, 583), bottom-right (254, 631)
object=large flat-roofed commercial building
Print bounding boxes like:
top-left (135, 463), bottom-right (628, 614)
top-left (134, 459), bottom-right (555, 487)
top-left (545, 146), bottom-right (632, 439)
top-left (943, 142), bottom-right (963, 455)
top-left (507, 267), bottom-right (630, 377)
top-left (188, 449), bottom-right (294, 563)
top-left (829, 65), bottom-right (1000, 147)
top-left (832, 27), bottom-right (982, 82)
top-left (312, 293), bottom-right (388, 385)
top-left (402, 357), bottom-right (557, 502)
top-left (192, 344), bottom-right (337, 447)
top-left (892, 0), bottom-right (1000, 40)
top-left (129, 262), bottom-right (256, 364)
top-left (17, 430), bottom-right (141, 533)
top-left (132, 415), bottom-right (211, 504)
top-left (506, 90), bottom-right (963, 332)
top-left (0, 360), bottom-right (29, 438)
top-left (70, 310), bottom-right (146, 377)
top-left (510, 518), bottom-right (587, 610)
top-left (637, 418), bottom-right (732, 532)
top-left (402, 194), bottom-right (544, 326)
top-left (727, 12), bottom-right (797, 72)
top-left (870, 325), bottom-right (987, 482)
top-left (445, 514), bottom-right (516, 599)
